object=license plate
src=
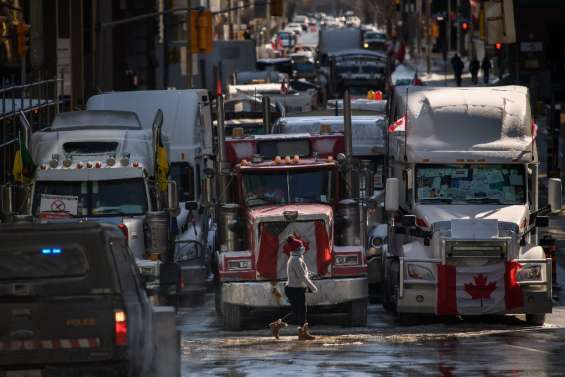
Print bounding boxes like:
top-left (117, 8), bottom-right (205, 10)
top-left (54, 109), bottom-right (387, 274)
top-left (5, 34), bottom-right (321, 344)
top-left (7, 371), bottom-right (42, 377)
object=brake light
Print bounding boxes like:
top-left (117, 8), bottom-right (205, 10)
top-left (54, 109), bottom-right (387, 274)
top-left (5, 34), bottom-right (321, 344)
top-left (114, 310), bottom-right (128, 346)
top-left (118, 224), bottom-right (128, 240)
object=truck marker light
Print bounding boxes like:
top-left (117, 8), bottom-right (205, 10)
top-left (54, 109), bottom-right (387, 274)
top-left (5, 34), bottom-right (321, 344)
top-left (49, 159), bottom-right (59, 168)
top-left (320, 124), bottom-right (332, 134)
top-left (114, 310), bottom-right (128, 346)
top-left (274, 156), bottom-right (282, 164)
top-left (232, 127), bottom-right (244, 138)
top-left (107, 157), bottom-right (116, 166)
top-left (120, 157), bottom-right (130, 166)
top-left (293, 155), bottom-right (300, 164)
top-left (416, 218), bottom-right (428, 228)
top-left (285, 156), bottom-right (292, 164)
top-left (40, 164), bottom-right (47, 170)
top-left (326, 156), bottom-right (334, 162)
top-left (63, 159), bottom-right (72, 168)
top-left (76, 162), bottom-right (83, 169)
top-left (86, 162), bottom-right (93, 169)
top-left (118, 224), bottom-right (128, 240)
top-left (95, 162), bottom-right (102, 168)
top-left (132, 161), bottom-right (140, 167)
top-left (149, 253), bottom-right (161, 261)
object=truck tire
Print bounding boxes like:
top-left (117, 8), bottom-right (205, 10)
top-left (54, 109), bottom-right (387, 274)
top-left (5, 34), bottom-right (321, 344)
top-left (526, 313), bottom-right (545, 326)
top-left (214, 286), bottom-right (223, 317)
top-left (348, 298), bottom-right (368, 326)
top-left (223, 303), bottom-right (243, 330)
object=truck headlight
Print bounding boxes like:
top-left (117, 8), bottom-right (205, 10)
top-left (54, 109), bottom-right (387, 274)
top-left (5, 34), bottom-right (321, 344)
top-left (227, 259), bottom-right (252, 270)
top-left (517, 263), bottom-right (543, 282)
top-left (406, 264), bottom-right (434, 281)
top-left (335, 254), bottom-right (359, 266)
top-left (371, 237), bottom-right (383, 248)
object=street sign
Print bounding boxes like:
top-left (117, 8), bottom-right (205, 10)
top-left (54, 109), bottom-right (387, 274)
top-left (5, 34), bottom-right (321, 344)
top-left (39, 194), bottom-right (79, 215)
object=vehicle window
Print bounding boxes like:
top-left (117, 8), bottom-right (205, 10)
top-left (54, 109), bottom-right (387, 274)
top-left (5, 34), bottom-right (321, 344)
top-left (0, 246), bottom-right (88, 280)
top-left (415, 164), bottom-right (526, 205)
top-left (170, 162), bottom-right (195, 202)
top-left (33, 181), bottom-right (89, 216)
top-left (110, 240), bottom-right (137, 294)
top-left (91, 179), bottom-right (148, 216)
top-left (289, 170), bottom-right (332, 204)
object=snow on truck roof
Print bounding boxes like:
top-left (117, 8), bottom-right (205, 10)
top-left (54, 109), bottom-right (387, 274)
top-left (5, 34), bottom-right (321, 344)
top-left (391, 85), bottom-right (536, 163)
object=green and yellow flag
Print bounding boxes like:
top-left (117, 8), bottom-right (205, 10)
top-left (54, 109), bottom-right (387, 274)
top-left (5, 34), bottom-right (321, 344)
top-left (155, 135), bottom-right (169, 192)
top-left (12, 137), bottom-right (36, 183)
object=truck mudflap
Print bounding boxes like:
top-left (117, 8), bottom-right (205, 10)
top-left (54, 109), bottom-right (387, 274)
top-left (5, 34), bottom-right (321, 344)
top-left (222, 277), bottom-right (368, 308)
top-left (395, 257), bottom-right (552, 315)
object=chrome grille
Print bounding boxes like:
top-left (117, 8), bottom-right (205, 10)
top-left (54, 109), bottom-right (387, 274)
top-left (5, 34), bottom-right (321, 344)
top-left (445, 240), bottom-right (507, 259)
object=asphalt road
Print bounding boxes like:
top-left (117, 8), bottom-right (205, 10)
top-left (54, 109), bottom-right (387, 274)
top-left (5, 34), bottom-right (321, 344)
top-left (178, 292), bottom-right (565, 377)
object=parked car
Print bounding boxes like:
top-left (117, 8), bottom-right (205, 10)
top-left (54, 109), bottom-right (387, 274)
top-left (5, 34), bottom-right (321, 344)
top-left (0, 222), bottom-right (179, 377)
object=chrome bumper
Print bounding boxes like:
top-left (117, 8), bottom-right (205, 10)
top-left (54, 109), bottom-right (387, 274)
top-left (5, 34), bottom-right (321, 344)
top-left (222, 278), bottom-right (368, 308)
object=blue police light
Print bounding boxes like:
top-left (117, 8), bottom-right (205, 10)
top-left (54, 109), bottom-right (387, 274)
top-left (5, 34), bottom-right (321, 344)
top-left (41, 248), bottom-right (62, 255)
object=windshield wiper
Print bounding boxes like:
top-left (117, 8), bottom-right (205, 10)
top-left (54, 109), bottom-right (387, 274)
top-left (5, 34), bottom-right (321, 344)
top-left (419, 198), bottom-right (452, 204)
top-left (465, 197), bottom-right (502, 204)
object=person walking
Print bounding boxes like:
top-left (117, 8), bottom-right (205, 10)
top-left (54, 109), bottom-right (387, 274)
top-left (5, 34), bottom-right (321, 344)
top-left (450, 53), bottom-right (464, 87)
top-left (469, 56), bottom-right (480, 85)
top-left (481, 55), bottom-right (492, 84)
top-left (268, 234), bottom-right (318, 341)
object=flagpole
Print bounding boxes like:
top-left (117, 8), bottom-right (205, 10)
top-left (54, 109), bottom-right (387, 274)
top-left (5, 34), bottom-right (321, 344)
top-left (404, 87), bottom-right (409, 162)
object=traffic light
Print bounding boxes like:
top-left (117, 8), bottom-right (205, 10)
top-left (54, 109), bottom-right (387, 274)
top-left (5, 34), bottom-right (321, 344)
top-left (461, 22), bottom-right (469, 32)
top-left (16, 22), bottom-right (30, 58)
top-left (190, 10), bottom-right (213, 54)
top-left (495, 42), bottom-right (502, 50)
top-left (271, 0), bottom-right (284, 17)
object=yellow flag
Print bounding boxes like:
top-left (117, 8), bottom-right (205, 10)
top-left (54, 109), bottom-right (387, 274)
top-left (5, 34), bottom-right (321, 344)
top-left (12, 150), bottom-right (23, 183)
top-left (156, 145), bottom-right (169, 192)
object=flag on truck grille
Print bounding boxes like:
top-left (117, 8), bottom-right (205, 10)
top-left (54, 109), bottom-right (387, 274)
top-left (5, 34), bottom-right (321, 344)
top-left (256, 220), bottom-right (331, 280)
top-left (12, 136), bottom-right (36, 183)
top-left (437, 262), bottom-right (523, 315)
top-left (0, 338), bottom-right (100, 351)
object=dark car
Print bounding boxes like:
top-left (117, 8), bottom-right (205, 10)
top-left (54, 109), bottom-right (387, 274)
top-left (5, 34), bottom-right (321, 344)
top-left (363, 31), bottom-right (388, 52)
top-left (0, 222), bottom-right (179, 377)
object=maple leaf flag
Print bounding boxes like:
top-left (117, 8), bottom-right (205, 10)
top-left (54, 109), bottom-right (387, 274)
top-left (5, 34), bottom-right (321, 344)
top-left (388, 114), bottom-right (406, 133)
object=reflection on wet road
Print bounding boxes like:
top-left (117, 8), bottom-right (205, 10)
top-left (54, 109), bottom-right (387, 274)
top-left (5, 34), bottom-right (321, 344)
top-left (178, 295), bottom-right (565, 376)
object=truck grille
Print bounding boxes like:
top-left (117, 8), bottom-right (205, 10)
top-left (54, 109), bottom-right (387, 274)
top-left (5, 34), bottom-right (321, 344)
top-left (445, 240), bottom-right (507, 260)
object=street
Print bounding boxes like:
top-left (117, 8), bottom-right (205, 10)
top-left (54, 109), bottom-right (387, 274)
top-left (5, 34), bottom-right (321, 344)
top-left (179, 295), bottom-right (565, 376)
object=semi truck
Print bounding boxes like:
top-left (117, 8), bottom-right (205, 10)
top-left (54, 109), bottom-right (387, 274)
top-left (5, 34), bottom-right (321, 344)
top-left (382, 85), bottom-right (562, 325)
top-left (87, 90), bottom-right (215, 304)
top-left (213, 96), bottom-right (369, 330)
top-left (23, 109), bottom-right (180, 303)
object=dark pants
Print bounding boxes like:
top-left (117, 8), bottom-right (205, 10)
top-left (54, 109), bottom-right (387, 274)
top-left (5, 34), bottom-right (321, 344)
top-left (455, 74), bottom-right (462, 87)
top-left (282, 286), bottom-right (307, 325)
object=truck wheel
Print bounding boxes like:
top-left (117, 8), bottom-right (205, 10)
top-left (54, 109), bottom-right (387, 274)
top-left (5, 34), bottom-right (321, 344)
top-left (525, 314), bottom-right (545, 326)
top-left (223, 303), bottom-right (243, 330)
top-left (348, 298), bottom-right (368, 326)
top-left (214, 286), bottom-right (223, 317)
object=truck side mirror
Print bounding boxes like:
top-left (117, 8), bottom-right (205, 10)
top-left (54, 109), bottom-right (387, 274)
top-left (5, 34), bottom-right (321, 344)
top-left (384, 178), bottom-right (400, 212)
top-left (1, 184), bottom-right (13, 216)
top-left (535, 215), bottom-right (549, 228)
top-left (548, 178), bottom-right (562, 213)
top-left (401, 215), bottom-right (416, 227)
top-left (167, 180), bottom-right (179, 215)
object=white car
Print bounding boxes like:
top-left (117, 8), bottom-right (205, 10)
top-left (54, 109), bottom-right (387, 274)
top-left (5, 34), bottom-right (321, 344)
top-left (284, 22), bottom-right (303, 35)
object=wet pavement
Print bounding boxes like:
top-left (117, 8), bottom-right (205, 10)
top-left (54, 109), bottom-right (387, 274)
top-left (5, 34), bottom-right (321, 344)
top-left (178, 289), bottom-right (565, 376)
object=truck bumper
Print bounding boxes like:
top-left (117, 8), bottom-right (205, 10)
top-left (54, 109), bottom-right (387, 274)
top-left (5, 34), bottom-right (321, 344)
top-left (222, 278), bottom-right (368, 308)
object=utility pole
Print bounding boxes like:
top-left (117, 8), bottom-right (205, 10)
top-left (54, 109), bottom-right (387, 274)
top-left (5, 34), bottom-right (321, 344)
top-left (186, 0), bottom-right (192, 88)
top-left (447, 0), bottom-right (451, 52)
top-left (456, 0), bottom-right (460, 55)
top-left (426, 0), bottom-right (431, 75)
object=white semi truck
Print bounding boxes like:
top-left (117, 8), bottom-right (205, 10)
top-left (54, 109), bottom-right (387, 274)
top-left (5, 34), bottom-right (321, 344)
top-left (27, 110), bottom-right (180, 303)
top-left (382, 86), bottom-right (561, 325)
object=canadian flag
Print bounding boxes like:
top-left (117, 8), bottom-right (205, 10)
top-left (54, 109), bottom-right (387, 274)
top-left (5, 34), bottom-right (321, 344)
top-left (437, 262), bottom-right (523, 315)
top-left (256, 220), bottom-right (332, 280)
top-left (388, 115), bottom-right (406, 133)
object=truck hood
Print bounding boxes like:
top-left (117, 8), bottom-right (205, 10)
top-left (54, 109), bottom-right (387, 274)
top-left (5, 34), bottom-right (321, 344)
top-left (248, 203), bottom-right (333, 224)
top-left (414, 204), bottom-right (529, 231)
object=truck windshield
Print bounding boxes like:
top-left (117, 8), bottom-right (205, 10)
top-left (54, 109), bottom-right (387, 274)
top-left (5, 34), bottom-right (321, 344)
top-left (33, 178), bottom-right (148, 216)
top-left (415, 164), bottom-right (526, 205)
top-left (243, 170), bottom-right (332, 207)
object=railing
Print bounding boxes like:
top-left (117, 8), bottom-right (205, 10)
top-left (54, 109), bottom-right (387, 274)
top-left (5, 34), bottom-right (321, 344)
top-left (0, 79), bottom-right (66, 184)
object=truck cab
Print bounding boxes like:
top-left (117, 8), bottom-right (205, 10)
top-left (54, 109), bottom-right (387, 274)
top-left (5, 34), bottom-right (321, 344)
top-left (383, 86), bottom-right (561, 324)
top-left (214, 104), bottom-right (369, 329)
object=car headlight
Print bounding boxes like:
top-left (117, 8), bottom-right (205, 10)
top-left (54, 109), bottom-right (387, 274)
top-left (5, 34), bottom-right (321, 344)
top-left (406, 264), bottom-right (434, 281)
top-left (335, 254), bottom-right (359, 266)
top-left (227, 259), bottom-right (252, 270)
top-left (517, 263), bottom-right (543, 282)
